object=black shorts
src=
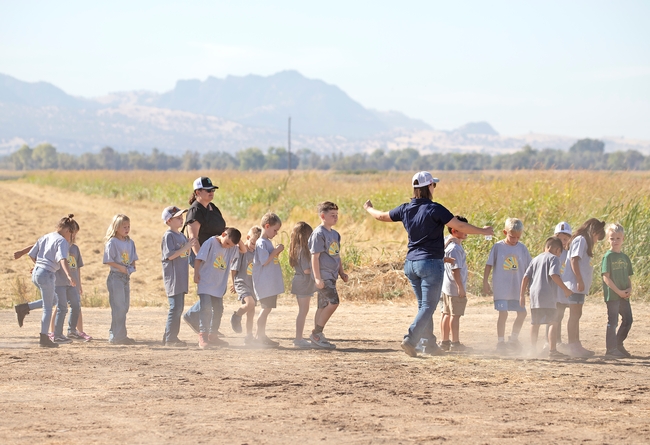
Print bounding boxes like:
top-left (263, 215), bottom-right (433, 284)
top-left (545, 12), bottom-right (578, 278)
top-left (317, 280), bottom-right (339, 309)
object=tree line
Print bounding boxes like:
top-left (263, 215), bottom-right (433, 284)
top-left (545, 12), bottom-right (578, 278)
top-left (2, 139), bottom-right (648, 171)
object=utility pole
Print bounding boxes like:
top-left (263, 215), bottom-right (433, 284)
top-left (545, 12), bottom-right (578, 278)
top-left (288, 116), bottom-right (291, 174)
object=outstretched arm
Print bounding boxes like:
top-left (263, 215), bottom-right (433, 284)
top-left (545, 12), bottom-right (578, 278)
top-left (447, 218), bottom-right (494, 237)
top-left (363, 200), bottom-right (393, 222)
top-left (14, 244), bottom-right (34, 260)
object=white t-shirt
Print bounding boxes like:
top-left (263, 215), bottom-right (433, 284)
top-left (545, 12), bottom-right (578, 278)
top-left (562, 235), bottom-right (593, 295)
top-left (486, 240), bottom-right (532, 301)
top-left (442, 241), bottom-right (467, 297)
top-left (29, 232), bottom-right (69, 273)
top-left (253, 237), bottom-right (285, 299)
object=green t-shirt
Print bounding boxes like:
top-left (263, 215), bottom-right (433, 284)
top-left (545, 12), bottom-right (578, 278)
top-left (601, 250), bottom-right (633, 302)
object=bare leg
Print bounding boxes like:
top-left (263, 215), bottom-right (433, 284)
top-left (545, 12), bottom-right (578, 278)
top-left (530, 324), bottom-right (540, 349)
top-left (315, 303), bottom-right (338, 329)
top-left (512, 311), bottom-right (527, 336)
top-left (450, 315), bottom-right (461, 343)
top-left (441, 313), bottom-right (451, 342)
top-left (295, 296), bottom-right (311, 340)
top-left (567, 304), bottom-right (583, 344)
top-left (548, 323), bottom-right (558, 351)
top-left (497, 311), bottom-right (508, 338)
top-left (256, 307), bottom-right (272, 337)
top-left (76, 310), bottom-right (84, 332)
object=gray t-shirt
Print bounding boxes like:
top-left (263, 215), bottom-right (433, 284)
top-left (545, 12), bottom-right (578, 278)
top-left (524, 252), bottom-right (562, 309)
top-left (308, 225), bottom-right (341, 282)
top-left (195, 237), bottom-right (238, 298)
top-left (55, 244), bottom-right (83, 287)
top-left (556, 249), bottom-right (569, 303)
top-left (103, 237), bottom-right (138, 274)
top-left (252, 237), bottom-right (285, 300)
top-left (231, 249), bottom-right (255, 297)
top-left (29, 232), bottom-right (69, 273)
top-left (486, 240), bottom-right (532, 301)
top-left (562, 235), bottom-right (594, 295)
top-left (442, 241), bottom-right (467, 297)
top-left (161, 230), bottom-right (190, 297)
top-left (291, 251), bottom-right (317, 296)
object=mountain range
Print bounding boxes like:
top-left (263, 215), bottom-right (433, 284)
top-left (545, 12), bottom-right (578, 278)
top-left (1, 71), bottom-right (649, 156)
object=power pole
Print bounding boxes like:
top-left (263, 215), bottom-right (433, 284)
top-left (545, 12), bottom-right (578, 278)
top-left (288, 116), bottom-right (291, 174)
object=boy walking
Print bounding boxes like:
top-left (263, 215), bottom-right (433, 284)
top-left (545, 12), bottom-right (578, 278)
top-left (230, 226), bottom-right (262, 345)
top-left (252, 214), bottom-right (285, 347)
top-left (520, 237), bottom-right (572, 358)
top-left (440, 216), bottom-right (471, 352)
top-left (193, 227), bottom-right (244, 349)
top-left (309, 201), bottom-right (349, 349)
top-left (161, 206), bottom-right (198, 347)
top-left (601, 223), bottom-right (634, 358)
top-left (483, 218), bottom-right (532, 353)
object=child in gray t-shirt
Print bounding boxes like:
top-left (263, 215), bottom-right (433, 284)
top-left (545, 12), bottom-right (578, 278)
top-left (290, 222), bottom-right (317, 349)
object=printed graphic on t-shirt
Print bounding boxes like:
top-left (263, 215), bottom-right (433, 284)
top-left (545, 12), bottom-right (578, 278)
top-left (328, 241), bottom-right (340, 256)
top-left (67, 255), bottom-right (77, 269)
top-left (180, 249), bottom-right (189, 258)
top-left (121, 252), bottom-right (130, 265)
top-left (560, 260), bottom-right (566, 275)
top-left (246, 262), bottom-right (253, 276)
top-left (611, 258), bottom-right (629, 273)
top-left (213, 255), bottom-right (227, 270)
top-left (273, 257), bottom-right (279, 265)
top-left (503, 255), bottom-right (519, 271)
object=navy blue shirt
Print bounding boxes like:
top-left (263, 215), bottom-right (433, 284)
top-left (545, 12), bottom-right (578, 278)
top-left (389, 199), bottom-right (454, 260)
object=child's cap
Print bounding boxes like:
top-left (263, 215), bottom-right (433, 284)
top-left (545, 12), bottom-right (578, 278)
top-left (554, 221), bottom-right (572, 235)
top-left (193, 176), bottom-right (218, 191)
top-left (162, 206), bottom-right (188, 222)
top-left (412, 171), bottom-right (439, 187)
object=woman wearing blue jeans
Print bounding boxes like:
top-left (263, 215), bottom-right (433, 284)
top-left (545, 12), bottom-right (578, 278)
top-left (364, 172), bottom-right (493, 357)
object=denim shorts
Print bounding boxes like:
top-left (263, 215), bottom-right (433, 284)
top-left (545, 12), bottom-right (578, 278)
top-left (494, 299), bottom-right (526, 312)
top-left (568, 293), bottom-right (585, 305)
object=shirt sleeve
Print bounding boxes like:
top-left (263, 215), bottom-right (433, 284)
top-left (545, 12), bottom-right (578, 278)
top-left (55, 238), bottom-right (68, 264)
top-left (103, 240), bottom-right (115, 264)
top-left (75, 247), bottom-right (84, 269)
top-left (569, 236), bottom-right (585, 260)
top-left (548, 255), bottom-right (561, 276)
top-left (449, 245), bottom-right (461, 270)
top-left (196, 239), bottom-right (212, 262)
top-left (256, 239), bottom-right (271, 265)
top-left (308, 231), bottom-right (326, 254)
top-left (627, 255), bottom-right (634, 276)
top-left (28, 242), bottom-right (39, 260)
top-left (185, 203), bottom-right (201, 226)
top-left (601, 253), bottom-right (610, 274)
top-left (161, 232), bottom-right (175, 261)
top-left (388, 204), bottom-right (404, 222)
top-left (130, 241), bottom-right (138, 262)
top-left (486, 244), bottom-right (497, 266)
top-left (231, 252), bottom-right (241, 272)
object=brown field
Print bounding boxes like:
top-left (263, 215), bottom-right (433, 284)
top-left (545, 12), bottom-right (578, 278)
top-left (1, 180), bottom-right (649, 444)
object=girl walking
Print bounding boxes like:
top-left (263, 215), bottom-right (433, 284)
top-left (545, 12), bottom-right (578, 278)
top-left (289, 222), bottom-right (317, 348)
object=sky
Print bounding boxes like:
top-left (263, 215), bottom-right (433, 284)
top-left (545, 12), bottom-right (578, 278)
top-left (1, 0), bottom-right (649, 139)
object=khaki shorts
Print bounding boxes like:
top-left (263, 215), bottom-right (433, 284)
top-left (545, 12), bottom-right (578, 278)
top-left (442, 292), bottom-right (467, 316)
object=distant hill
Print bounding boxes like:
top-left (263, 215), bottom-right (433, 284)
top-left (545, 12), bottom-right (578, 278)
top-left (452, 121), bottom-right (499, 135)
top-left (0, 73), bottom-right (93, 109)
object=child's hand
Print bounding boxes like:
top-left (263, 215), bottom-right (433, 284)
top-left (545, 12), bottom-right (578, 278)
top-left (340, 272), bottom-right (349, 283)
top-left (13, 251), bottom-right (23, 260)
top-left (188, 238), bottom-right (199, 251)
top-left (620, 288), bottom-right (631, 299)
top-left (315, 278), bottom-right (325, 289)
top-left (194, 273), bottom-right (200, 284)
top-left (119, 265), bottom-right (128, 274)
top-left (274, 244), bottom-right (284, 254)
top-left (482, 282), bottom-right (492, 296)
top-left (563, 287), bottom-right (572, 298)
top-left (229, 283), bottom-right (235, 294)
top-left (79, 284), bottom-right (84, 295)
top-left (519, 296), bottom-right (525, 308)
top-left (69, 277), bottom-right (77, 287)
top-left (443, 257), bottom-right (456, 264)
top-left (577, 280), bottom-right (585, 293)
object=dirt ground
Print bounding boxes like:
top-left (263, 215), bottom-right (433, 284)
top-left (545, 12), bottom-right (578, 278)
top-left (1, 180), bottom-right (649, 444)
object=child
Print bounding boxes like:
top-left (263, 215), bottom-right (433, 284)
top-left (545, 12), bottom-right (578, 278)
top-left (550, 221), bottom-right (572, 353)
top-left (230, 225), bottom-right (262, 345)
top-left (194, 227), bottom-right (244, 349)
top-left (103, 214), bottom-right (138, 345)
top-left (562, 218), bottom-right (606, 357)
top-left (440, 216), bottom-right (470, 352)
top-left (290, 222), bottom-right (317, 349)
top-left (483, 217), bottom-right (532, 354)
top-left (520, 237), bottom-right (573, 358)
top-left (161, 206), bottom-right (198, 347)
top-left (252, 213), bottom-right (285, 347)
top-left (309, 201), bottom-right (348, 349)
top-left (601, 223), bottom-right (633, 358)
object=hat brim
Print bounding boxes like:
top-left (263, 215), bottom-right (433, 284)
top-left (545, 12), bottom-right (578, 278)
top-left (172, 208), bottom-right (188, 218)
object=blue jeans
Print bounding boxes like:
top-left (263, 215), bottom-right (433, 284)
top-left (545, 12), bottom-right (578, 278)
top-left (32, 267), bottom-right (56, 335)
top-left (165, 294), bottom-right (185, 343)
top-left (198, 294), bottom-right (223, 334)
top-left (54, 286), bottom-right (81, 336)
top-left (107, 271), bottom-right (130, 342)
top-left (403, 258), bottom-right (444, 346)
top-left (606, 299), bottom-right (633, 351)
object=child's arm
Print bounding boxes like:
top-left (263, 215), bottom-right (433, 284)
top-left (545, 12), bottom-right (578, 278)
top-left (106, 262), bottom-right (128, 274)
top-left (237, 239), bottom-right (246, 254)
top-left (194, 259), bottom-right (203, 284)
top-left (13, 245), bottom-right (34, 260)
top-left (59, 258), bottom-right (76, 287)
top-left (230, 269), bottom-right (237, 294)
top-left (482, 265), bottom-right (492, 295)
top-left (262, 244), bottom-right (284, 266)
top-left (312, 252), bottom-right (324, 289)
top-left (602, 272), bottom-right (631, 299)
top-left (78, 267), bottom-right (83, 295)
top-left (519, 275), bottom-right (529, 308)
top-left (551, 274), bottom-right (572, 298)
top-left (570, 257), bottom-right (584, 292)
top-left (338, 260), bottom-right (348, 283)
top-left (452, 268), bottom-right (465, 298)
top-left (167, 238), bottom-right (198, 261)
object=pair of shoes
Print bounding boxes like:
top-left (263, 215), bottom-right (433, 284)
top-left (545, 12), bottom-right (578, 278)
top-left (568, 342), bottom-right (593, 357)
top-left (39, 333), bottom-right (58, 348)
top-left (293, 338), bottom-right (312, 349)
top-left (52, 334), bottom-right (73, 344)
top-left (439, 340), bottom-right (451, 352)
top-left (506, 337), bottom-right (522, 352)
top-left (183, 312), bottom-right (199, 334)
top-left (198, 333), bottom-right (210, 349)
top-left (230, 312), bottom-right (243, 333)
top-left (605, 348), bottom-right (626, 358)
top-left (450, 342), bottom-right (472, 353)
top-left (496, 342), bottom-right (510, 355)
top-left (110, 337), bottom-right (136, 345)
top-left (548, 349), bottom-right (568, 359)
top-left (617, 344), bottom-right (632, 357)
top-left (310, 332), bottom-right (336, 350)
top-left (165, 340), bottom-right (188, 348)
top-left (244, 334), bottom-right (255, 346)
top-left (257, 335), bottom-right (280, 347)
top-left (208, 333), bottom-right (229, 347)
top-left (15, 303), bottom-right (30, 327)
top-left (400, 339), bottom-right (417, 357)
top-left (576, 341), bottom-right (595, 357)
top-left (424, 344), bottom-right (445, 356)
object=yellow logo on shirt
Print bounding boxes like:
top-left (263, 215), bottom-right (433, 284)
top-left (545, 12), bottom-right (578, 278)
top-left (273, 257), bottom-right (279, 265)
top-left (503, 256), bottom-right (519, 271)
top-left (180, 249), bottom-right (189, 258)
top-left (213, 255), bottom-right (227, 270)
top-left (560, 260), bottom-right (566, 275)
top-left (67, 255), bottom-right (77, 269)
top-left (246, 262), bottom-right (253, 276)
top-left (121, 252), bottom-right (130, 265)
top-left (328, 241), bottom-right (340, 256)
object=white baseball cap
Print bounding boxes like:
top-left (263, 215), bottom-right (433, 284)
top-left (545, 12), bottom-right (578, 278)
top-left (193, 176), bottom-right (218, 191)
top-left (412, 171), bottom-right (440, 187)
top-left (554, 221), bottom-right (572, 235)
top-left (162, 206), bottom-right (188, 222)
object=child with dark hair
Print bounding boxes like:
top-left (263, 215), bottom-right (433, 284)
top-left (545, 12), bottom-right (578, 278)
top-left (290, 221), bottom-right (317, 348)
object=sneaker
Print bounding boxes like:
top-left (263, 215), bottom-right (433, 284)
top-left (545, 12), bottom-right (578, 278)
top-left (439, 340), bottom-right (451, 352)
top-left (506, 337), bottom-right (522, 352)
top-left (215, 330), bottom-right (225, 338)
top-left (198, 333), bottom-right (210, 350)
top-left (450, 342), bottom-right (473, 353)
top-left (15, 303), bottom-right (30, 327)
top-left (576, 342), bottom-right (595, 357)
top-left (548, 349), bottom-right (568, 359)
top-left (541, 342), bottom-right (550, 355)
top-left (208, 333), bottom-right (229, 347)
top-left (293, 338), bottom-right (312, 349)
top-left (77, 331), bottom-right (92, 342)
top-left (568, 342), bottom-right (592, 358)
top-left (53, 334), bottom-right (73, 344)
top-left (617, 345), bottom-right (632, 357)
top-left (424, 343), bottom-right (445, 356)
top-left (165, 340), bottom-right (188, 348)
top-left (67, 330), bottom-right (84, 340)
top-left (230, 312), bottom-right (243, 334)
top-left (39, 333), bottom-right (58, 348)
top-left (496, 342), bottom-right (509, 355)
top-left (605, 348), bottom-right (626, 358)
top-left (48, 332), bottom-right (55, 342)
top-left (556, 342), bottom-right (569, 355)
top-left (182, 312), bottom-right (199, 334)
top-left (400, 339), bottom-right (417, 357)
top-left (110, 337), bottom-right (136, 345)
top-left (244, 334), bottom-right (255, 346)
top-left (257, 335), bottom-right (280, 348)
top-left (310, 332), bottom-right (336, 350)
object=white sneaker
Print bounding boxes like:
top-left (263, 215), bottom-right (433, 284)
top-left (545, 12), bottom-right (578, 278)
top-left (293, 338), bottom-right (312, 349)
top-left (310, 332), bottom-right (335, 349)
top-left (568, 342), bottom-right (591, 358)
top-left (556, 342), bottom-right (569, 354)
top-left (576, 341), bottom-right (595, 357)
top-left (541, 343), bottom-right (550, 355)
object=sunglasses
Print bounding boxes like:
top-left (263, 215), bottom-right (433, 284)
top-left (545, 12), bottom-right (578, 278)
top-left (202, 189), bottom-right (215, 193)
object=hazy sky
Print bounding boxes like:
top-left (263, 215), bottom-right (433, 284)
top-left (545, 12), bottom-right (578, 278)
top-left (1, 1), bottom-right (649, 139)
